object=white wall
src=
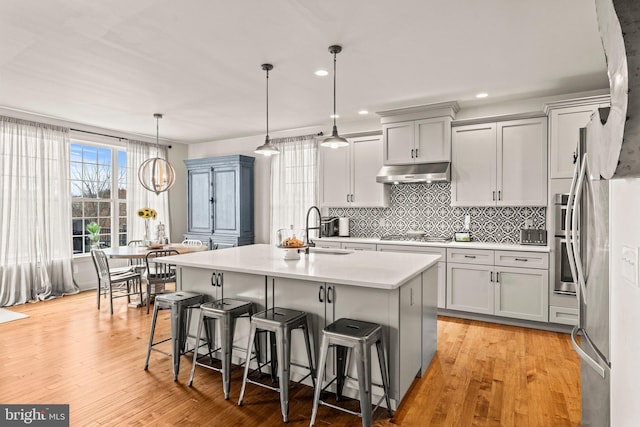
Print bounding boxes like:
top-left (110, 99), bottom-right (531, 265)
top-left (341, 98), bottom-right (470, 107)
top-left (167, 142), bottom-right (188, 243)
top-left (609, 177), bottom-right (640, 426)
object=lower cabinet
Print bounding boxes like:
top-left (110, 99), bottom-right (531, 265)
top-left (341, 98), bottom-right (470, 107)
top-left (270, 272), bottom-right (425, 405)
top-left (446, 248), bottom-right (549, 322)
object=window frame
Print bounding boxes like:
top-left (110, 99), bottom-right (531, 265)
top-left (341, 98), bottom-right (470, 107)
top-left (70, 137), bottom-right (127, 256)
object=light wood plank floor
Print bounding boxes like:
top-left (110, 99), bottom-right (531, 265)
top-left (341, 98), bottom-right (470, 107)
top-left (0, 292), bottom-right (580, 426)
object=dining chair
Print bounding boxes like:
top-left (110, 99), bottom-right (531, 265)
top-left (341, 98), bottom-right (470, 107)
top-left (144, 249), bottom-right (179, 314)
top-left (127, 240), bottom-right (147, 273)
top-left (91, 249), bottom-right (143, 315)
top-left (181, 239), bottom-right (204, 247)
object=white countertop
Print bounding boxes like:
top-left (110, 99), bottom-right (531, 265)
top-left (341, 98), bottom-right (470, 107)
top-left (158, 244), bottom-right (440, 290)
top-left (318, 236), bottom-right (551, 253)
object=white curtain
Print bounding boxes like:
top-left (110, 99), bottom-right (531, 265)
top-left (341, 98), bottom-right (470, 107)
top-left (126, 140), bottom-right (171, 242)
top-left (270, 135), bottom-right (319, 244)
top-left (0, 117), bottom-right (77, 306)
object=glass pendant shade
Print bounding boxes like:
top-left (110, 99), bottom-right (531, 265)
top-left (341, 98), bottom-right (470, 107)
top-left (138, 113), bottom-right (176, 195)
top-left (254, 63), bottom-right (280, 156)
top-left (321, 45), bottom-right (349, 149)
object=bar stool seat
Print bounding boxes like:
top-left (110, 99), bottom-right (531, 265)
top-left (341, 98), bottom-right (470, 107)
top-left (144, 291), bottom-right (204, 381)
top-left (188, 298), bottom-right (258, 399)
top-left (310, 318), bottom-right (393, 427)
top-left (238, 307), bottom-right (316, 423)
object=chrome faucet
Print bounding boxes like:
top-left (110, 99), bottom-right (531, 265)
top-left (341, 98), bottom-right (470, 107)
top-left (305, 206), bottom-right (321, 253)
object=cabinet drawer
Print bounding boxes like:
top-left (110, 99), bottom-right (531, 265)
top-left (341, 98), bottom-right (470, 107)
top-left (549, 306), bottom-right (578, 326)
top-left (495, 251), bottom-right (549, 269)
top-left (314, 240), bottom-right (341, 249)
top-left (377, 244), bottom-right (446, 258)
top-left (447, 248), bottom-right (494, 265)
top-left (341, 242), bottom-right (376, 251)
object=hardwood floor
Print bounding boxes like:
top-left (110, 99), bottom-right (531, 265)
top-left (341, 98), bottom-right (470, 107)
top-left (0, 292), bottom-right (580, 426)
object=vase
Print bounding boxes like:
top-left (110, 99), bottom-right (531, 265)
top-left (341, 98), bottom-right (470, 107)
top-left (143, 220), bottom-right (150, 245)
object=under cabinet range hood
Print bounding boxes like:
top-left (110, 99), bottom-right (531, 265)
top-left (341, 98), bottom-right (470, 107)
top-left (376, 162), bottom-right (450, 184)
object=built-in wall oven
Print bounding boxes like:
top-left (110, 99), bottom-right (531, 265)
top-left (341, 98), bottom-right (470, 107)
top-left (554, 193), bottom-right (577, 295)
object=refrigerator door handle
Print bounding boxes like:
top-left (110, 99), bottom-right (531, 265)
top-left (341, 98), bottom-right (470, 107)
top-left (571, 326), bottom-right (609, 378)
top-left (571, 154), bottom-right (589, 302)
top-left (565, 158), bottom-right (581, 309)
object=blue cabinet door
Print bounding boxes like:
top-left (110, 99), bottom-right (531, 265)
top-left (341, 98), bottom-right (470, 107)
top-left (187, 167), bottom-right (212, 234)
top-left (212, 166), bottom-right (238, 234)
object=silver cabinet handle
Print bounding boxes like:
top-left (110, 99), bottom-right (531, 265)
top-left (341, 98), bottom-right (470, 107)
top-left (410, 287), bottom-right (414, 306)
top-left (327, 286), bottom-right (334, 304)
top-left (464, 255), bottom-right (476, 259)
top-left (490, 271), bottom-right (494, 282)
top-left (515, 258), bottom-right (528, 262)
top-left (319, 285), bottom-right (324, 303)
top-left (346, 194), bottom-right (349, 203)
top-left (211, 272), bottom-right (217, 287)
top-left (415, 148), bottom-right (419, 158)
top-left (492, 191), bottom-right (496, 201)
top-left (571, 326), bottom-right (607, 378)
top-left (496, 272), bottom-right (500, 283)
top-left (498, 190), bottom-right (502, 201)
top-left (411, 149), bottom-right (415, 158)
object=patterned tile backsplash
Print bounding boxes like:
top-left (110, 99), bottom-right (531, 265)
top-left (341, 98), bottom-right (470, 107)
top-left (328, 183), bottom-right (546, 244)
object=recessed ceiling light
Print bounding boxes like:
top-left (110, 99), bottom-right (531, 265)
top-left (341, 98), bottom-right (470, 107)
top-left (358, 110), bottom-right (369, 115)
top-left (476, 92), bottom-right (489, 98)
top-left (330, 114), bottom-right (340, 119)
top-left (314, 69), bottom-right (329, 77)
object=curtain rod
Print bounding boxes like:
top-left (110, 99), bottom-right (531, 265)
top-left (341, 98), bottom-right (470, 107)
top-left (70, 128), bottom-right (172, 148)
top-left (272, 131), bottom-right (323, 144)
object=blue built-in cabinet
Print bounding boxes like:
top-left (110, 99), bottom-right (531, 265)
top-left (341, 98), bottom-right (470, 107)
top-left (184, 155), bottom-right (254, 249)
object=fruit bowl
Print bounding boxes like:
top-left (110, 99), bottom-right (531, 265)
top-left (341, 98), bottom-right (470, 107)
top-left (276, 228), bottom-right (307, 260)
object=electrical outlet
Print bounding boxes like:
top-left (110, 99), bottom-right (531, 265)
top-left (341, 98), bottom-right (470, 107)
top-left (524, 219), bottom-right (534, 229)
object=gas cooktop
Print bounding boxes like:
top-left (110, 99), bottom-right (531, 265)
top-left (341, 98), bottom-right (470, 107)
top-left (379, 234), bottom-right (452, 243)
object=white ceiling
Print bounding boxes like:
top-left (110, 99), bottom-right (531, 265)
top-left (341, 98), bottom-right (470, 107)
top-left (0, 0), bottom-right (608, 143)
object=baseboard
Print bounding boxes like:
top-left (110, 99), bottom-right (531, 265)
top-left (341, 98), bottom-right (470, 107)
top-left (437, 309), bottom-right (574, 334)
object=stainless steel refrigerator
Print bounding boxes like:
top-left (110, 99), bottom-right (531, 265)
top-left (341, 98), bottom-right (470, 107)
top-left (566, 127), bottom-right (611, 427)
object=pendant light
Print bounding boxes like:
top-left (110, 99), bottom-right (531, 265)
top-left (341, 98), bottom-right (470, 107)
top-left (254, 63), bottom-right (280, 156)
top-left (138, 113), bottom-right (176, 195)
top-left (321, 45), bottom-right (349, 149)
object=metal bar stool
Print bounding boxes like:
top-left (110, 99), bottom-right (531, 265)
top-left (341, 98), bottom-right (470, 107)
top-left (144, 291), bottom-right (204, 381)
top-left (188, 298), bottom-right (261, 399)
top-left (238, 307), bottom-right (316, 423)
top-left (310, 318), bottom-right (393, 427)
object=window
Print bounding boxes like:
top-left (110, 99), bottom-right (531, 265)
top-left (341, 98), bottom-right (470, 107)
top-left (70, 141), bottom-right (127, 254)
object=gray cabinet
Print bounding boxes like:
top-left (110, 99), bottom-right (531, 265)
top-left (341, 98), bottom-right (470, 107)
top-left (184, 155), bottom-right (254, 249)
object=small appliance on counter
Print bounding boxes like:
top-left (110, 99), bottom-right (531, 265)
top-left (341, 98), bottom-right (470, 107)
top-left (338, 217), bottom-right (349, 237)
top-left (519, 228), bottom-right (547, 246)
top-left (320, 216), bottom-right (339, 237)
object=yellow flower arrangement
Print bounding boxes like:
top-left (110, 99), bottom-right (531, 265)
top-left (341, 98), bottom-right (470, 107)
top-left (136, 207), bottom-right (157, 219)
top-left (137, 207), bottom-right (157, 243)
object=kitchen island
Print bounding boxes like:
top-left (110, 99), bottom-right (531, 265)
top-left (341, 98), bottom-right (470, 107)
top-left (159, 244), bottom-right (440, 408)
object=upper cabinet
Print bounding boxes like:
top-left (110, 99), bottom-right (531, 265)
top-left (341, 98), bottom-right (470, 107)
top-left (184, 155), bottom-right (254, 249)
top-left (378, 102), bottom-right (459, 165)
top-left (451, 117), bottom-right (548, 207)
top-left (544, 95), bottom-right (610, 179)
top-left (320, 134), bottom-right (389, 208)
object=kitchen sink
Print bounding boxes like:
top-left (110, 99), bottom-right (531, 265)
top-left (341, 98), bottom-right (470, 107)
top-left (307, 247), bottom-right (353, 255)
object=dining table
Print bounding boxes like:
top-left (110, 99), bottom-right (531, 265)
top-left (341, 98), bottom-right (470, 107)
top-left (101, 243), bottom-right (209, 259)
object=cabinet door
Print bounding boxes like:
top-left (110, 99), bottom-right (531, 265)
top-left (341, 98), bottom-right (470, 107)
top-left (494, 266), bottom-right (549, 322)
top-left (212, 166), bottom-right (238, 234)
top-left (383, 121), bottom-right (415, 165)
top-left (332, 283), bottom-right (398, 401)
top-left (187, 167), bottom-right (213, 234)
top-left (415, 117), bottom-right (451, 163)
top-left (437, 262), bottom-right (446, 309)
top-left (272, 277), bottom-right (326, 384)
top-left (351, 135), bottom-right (388, 207)
top-left (451, 123), bottom-right (497, 207)
top-left (398, 275), bottom-right (422, 398)
top-left (497, 118), bottom-right (547, 206)
top-left (549, 105), bottom-right (600, 179)
top-left (320, 144), bottom-right (351, 207)
top-left (447, 262), bottom-right (494, 315)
